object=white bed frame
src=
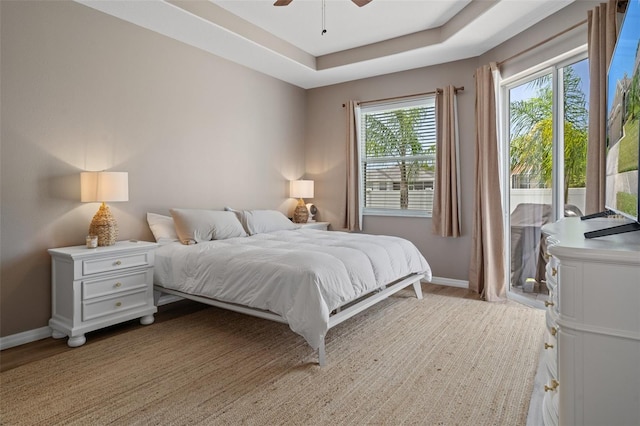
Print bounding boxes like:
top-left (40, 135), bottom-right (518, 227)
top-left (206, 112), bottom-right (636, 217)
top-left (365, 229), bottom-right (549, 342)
top-left (154, 273), bottom-right (425, 366)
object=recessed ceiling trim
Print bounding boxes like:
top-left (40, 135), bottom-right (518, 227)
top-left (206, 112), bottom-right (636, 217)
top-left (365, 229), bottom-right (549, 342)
top-left (167, 0), bottom-right (316, 69)
top-left (74, 0), bottom-right (577, 89)
top-left (317, 0), bottom-right (501, 71)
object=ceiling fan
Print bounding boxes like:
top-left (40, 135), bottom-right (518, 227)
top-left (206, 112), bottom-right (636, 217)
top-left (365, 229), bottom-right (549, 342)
top-left (274, 0), bottom-right (372, 6)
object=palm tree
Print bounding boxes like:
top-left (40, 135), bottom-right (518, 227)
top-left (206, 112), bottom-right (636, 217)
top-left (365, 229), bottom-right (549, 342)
top-left (365, 107), bottom-right (431, 209)
top-left (626, 67), bottom-right (640, 122)
top-left (509, 65), bottom-right (588, 198)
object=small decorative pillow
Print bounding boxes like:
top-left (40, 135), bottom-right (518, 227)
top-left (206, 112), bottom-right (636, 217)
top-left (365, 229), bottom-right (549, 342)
top-left (170, 209), bottom-right (247, 244)
top-left (226, 208), bottom-right (296, 235)
top-left (146, 213), bottom-right (179, 244)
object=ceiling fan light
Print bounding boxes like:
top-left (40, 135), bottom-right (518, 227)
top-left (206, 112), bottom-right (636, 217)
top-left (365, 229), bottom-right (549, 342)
top-left (351, 0), bottom-right (372, 6)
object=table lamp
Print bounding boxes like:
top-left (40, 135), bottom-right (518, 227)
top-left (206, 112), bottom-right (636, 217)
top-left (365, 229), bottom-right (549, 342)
top-left (81, 171), bottom-right (129, 246)
top-left (290, 180), bottom-right (314, 223)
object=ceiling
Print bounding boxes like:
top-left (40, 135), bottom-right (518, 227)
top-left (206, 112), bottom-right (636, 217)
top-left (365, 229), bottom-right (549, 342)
top-left (77, 0), bottom-right (576, 89)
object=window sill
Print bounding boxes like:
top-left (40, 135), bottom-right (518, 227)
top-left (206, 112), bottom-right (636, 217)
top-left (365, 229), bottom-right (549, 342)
top-left (363, 209), bottom-right (432, 219)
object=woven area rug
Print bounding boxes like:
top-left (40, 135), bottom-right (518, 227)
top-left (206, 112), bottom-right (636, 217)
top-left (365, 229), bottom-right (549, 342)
top-left (0, 286), bottom-right (545, 425)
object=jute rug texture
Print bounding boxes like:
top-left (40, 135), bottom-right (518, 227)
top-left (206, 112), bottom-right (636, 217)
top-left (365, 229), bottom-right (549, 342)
top-left (0, 286), bottom-right (545, 425)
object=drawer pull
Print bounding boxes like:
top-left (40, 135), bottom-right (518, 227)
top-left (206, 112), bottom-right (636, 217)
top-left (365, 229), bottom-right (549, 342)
top-left (545, 300), bottom-right (555, 307)
top-left (544, 343), bottom-right (554, 349)
top-left (114, 260), bottom-right (122, 266)
top-left (114, 282), bottom-right (122, 288)
top-left (544, 379), bottom-right (559, 392)
top-left (115, 302), bottom-right (122, 307)
top-left (551, 267), bottom-right (557, 277)
top-left (550, 327), bottom-right (558, 336)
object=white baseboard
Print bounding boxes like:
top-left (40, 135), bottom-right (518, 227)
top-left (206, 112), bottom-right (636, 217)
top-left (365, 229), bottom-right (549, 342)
top-left (1, 295), bottom-right (184, 351)
top-left (426, 276), bottom-right (469, 289)
top-left (0, 326), bottom-right (52, 351)
top-left (2, 278), bottom-right (467, 350)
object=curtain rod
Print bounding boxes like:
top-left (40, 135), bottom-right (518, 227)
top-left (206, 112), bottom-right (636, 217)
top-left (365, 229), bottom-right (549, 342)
top-left (341, 86), bottom-right (464, 107)
top-left (497, 19), bottom-right (587, 68)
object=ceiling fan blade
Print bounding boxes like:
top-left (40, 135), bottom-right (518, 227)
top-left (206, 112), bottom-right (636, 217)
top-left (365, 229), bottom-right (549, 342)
top-left (351, 0), bottom-right (372, 6)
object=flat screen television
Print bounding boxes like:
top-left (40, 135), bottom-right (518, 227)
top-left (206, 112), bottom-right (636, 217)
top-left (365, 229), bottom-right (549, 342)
top-left (583, 0), bottom-right (640, 238)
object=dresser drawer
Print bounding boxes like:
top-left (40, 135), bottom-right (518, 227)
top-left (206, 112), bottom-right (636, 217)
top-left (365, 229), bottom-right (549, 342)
top-left (545, 312), bottom-right (557, 333)
top-left (542, 346), bottom-right (557, 380)
top-left (542, 391), bottom-right (559, 426)
top-left (82, 289), bottom-right (148, 322)
top-left (82, 270), bottom-right (149, 301)
top-left (82, 251), bottom-right (150, 276)
top-left (545, 257), bottom-right (558, 290)
top-left (542, 327), bottom-right (558, 378)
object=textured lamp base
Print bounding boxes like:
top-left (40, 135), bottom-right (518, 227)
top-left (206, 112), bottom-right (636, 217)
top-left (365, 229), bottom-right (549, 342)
top-left (89, 202), bottom-right (118, 246)
top-left (293, 199), bottom-right (309, 223)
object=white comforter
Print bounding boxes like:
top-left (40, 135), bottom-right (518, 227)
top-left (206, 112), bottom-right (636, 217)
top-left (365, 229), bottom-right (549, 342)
top-left (154, 229), bottom-right (431, 349)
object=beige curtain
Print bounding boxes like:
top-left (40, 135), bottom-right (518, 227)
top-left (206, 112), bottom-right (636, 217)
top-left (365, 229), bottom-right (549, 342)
top-left (432, 86), bottom-right (461, 237)
top-left (586, 0), bottom-right (618, 214)
top-left (346, 100), bottom-right (362, 231)
top-left (469, 63), bottom-right (506, 302)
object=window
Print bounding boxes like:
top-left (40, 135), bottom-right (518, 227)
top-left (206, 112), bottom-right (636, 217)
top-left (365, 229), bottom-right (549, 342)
top-left (359, 96), bottom-right (437, 217)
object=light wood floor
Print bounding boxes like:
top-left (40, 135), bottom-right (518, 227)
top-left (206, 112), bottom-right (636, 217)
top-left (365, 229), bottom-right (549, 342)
top-left (0, 283), bottom-right (480, 373)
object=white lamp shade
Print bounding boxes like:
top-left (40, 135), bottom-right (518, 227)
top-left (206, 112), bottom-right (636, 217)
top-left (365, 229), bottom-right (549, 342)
top-left (81, 172), bottom-right (129, 202)
top-left (290, 180), bottom-right (314, 199)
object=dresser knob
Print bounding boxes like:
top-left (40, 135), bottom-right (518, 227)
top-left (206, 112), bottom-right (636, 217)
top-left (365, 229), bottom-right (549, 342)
top-left (545, 300), bottom-right (555, 307)
top-left (115, 302), bottom-right (122, 307)
top-left (544, 379), bottom-right (559, 392)
top-left (114, 260), bottom-right (122, 266)
top-left (550, 327), bottom-right (558, 336)
top-left (545, 343), bottom-right (554, 349)
top-left (551, 267), bottom-right (557, 277)
top-left (114, 282), bottom-right (122, 288)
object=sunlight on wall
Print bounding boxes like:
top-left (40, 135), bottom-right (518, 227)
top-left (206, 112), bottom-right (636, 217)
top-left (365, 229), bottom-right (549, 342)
top-left (39, 134), bottom-right (132, 173)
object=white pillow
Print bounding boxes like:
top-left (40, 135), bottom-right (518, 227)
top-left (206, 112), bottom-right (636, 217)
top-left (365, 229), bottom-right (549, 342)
top-left (170, 209), bottom-right (247, 244)
top-left (146, 213), bottom-right (179, 244)
top-left (226, 208), bottom-right (296, 235)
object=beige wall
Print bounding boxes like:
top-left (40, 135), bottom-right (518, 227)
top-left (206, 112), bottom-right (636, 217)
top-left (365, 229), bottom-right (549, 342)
top-left (305, 59), bottom-right (477, 281)
top-left (1, 0), bottom-right (597, 339)
top-left (0, 1), bottom-right (306, 337)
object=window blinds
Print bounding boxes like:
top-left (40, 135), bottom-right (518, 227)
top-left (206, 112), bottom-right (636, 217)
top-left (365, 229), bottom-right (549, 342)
top-left (360, 96), bottom-right (436, 214)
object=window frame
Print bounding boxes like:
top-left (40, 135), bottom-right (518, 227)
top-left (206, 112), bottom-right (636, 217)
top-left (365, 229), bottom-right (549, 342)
top-left (499, 47), bottom-right (589, 308)
top-left (500, 47), bottom-right (588, 224)
top-left (358, 95), bottom-right (437, 218)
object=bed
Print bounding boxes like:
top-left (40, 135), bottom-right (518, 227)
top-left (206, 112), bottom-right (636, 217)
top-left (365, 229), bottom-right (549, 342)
top-left (149, 208), bottom-right (432, 366)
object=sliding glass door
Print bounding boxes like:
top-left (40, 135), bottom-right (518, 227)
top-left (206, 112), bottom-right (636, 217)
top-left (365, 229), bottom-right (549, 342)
top-left (503, 54), bottom-right (589, 307)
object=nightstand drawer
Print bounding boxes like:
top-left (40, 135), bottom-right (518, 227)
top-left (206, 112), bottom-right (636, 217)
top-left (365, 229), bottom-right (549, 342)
top-left (82, 252), bottom-right (150, 276)
top-left (82, 289), bottom-right (148, 322)
top-left (82, 270), bottom-right (149, 300)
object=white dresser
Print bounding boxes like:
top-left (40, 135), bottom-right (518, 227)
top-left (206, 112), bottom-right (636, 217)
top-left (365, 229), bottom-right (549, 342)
top-left (540, 217), bottom-right (640, 426)
top-left (48, 241), bottom-right (158, 347)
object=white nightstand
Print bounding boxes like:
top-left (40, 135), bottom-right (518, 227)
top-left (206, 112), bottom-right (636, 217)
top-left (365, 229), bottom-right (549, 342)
top-left (48, 241), bottom-right (158, 347)
top-left (296, 221), bottom-right (330, 230)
